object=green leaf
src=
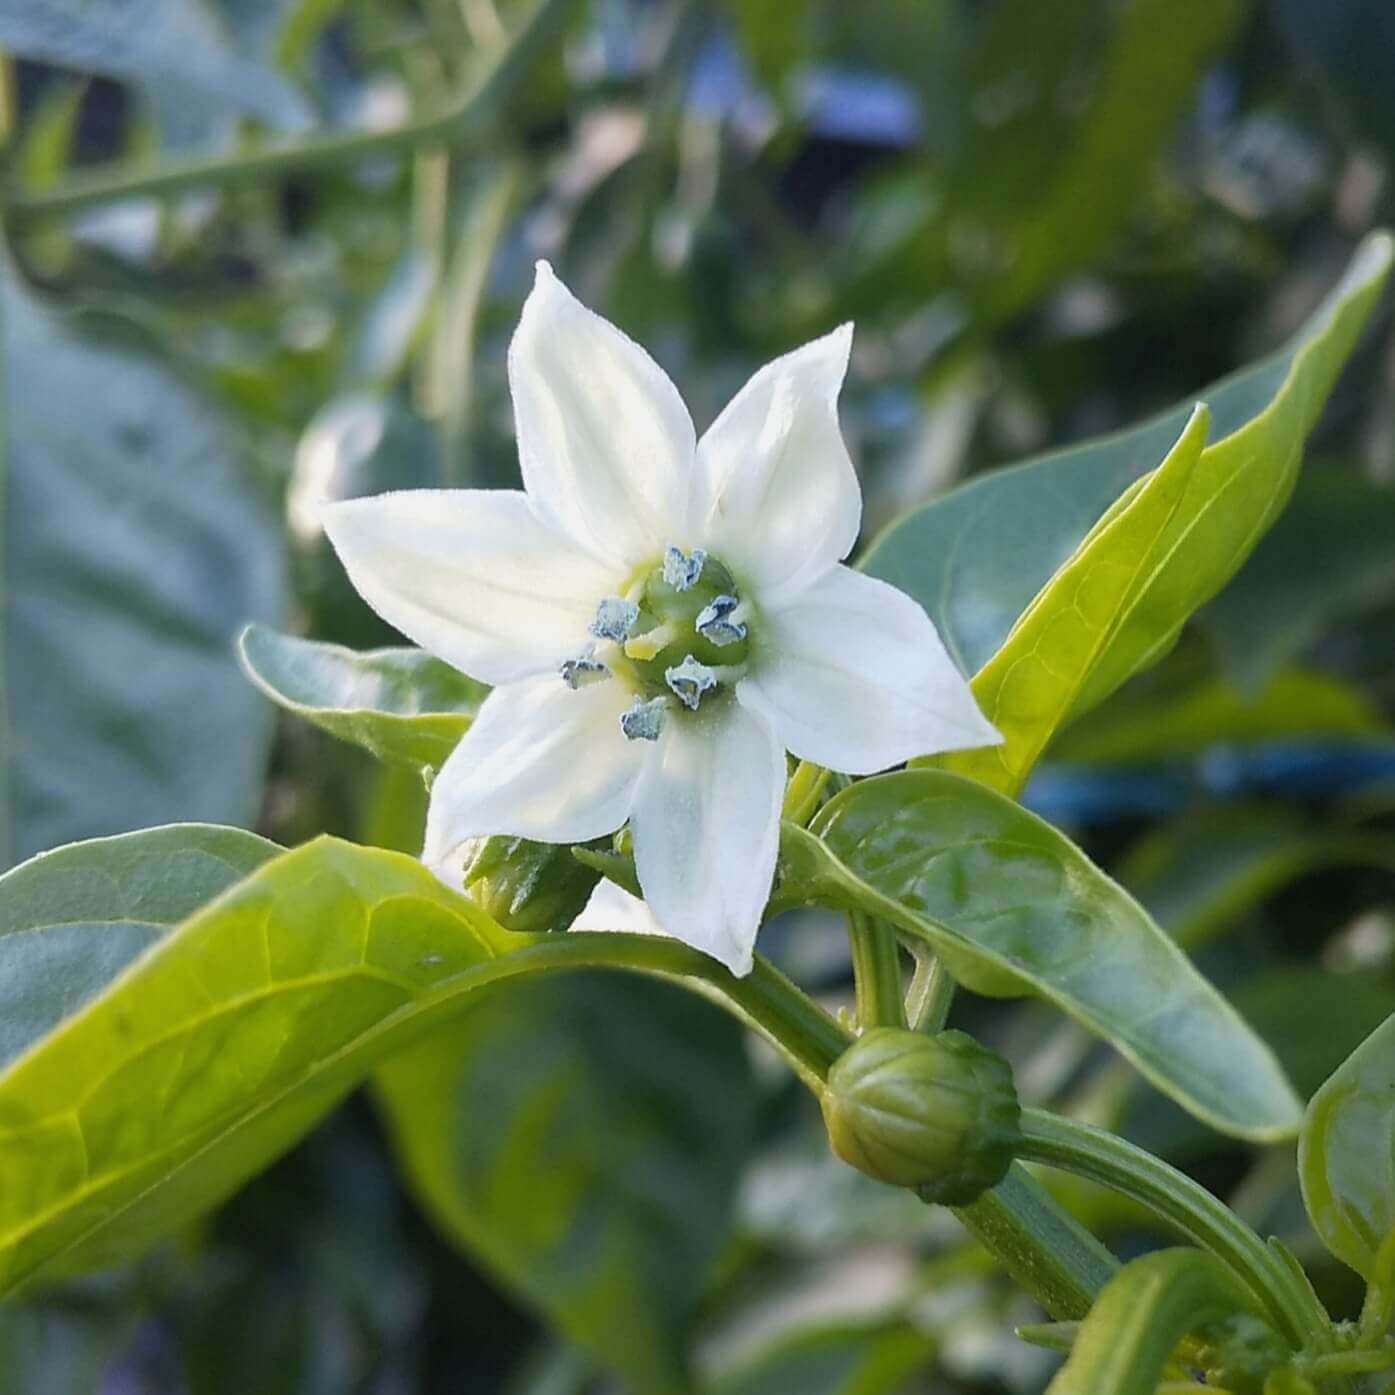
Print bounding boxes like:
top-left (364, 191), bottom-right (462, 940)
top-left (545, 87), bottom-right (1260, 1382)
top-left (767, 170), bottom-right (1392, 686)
top-left (1205, 470), bottom-right (1395, 691)
top-left (711, 1321), bottom-right (936, 1395)
top-left (376, 974), bottom-right (757, 1395)
top-left (1050, 666), bottom-right (1386, 766)
top-left (937, 404), bottom-right (1210, 791)
top-left (1044, 1248), bottom-right (1252, 1395)
top-left (2, 266), bottom-right (286, 867)
top-left (1299, 1011), bottom-right (1395, 1280)
top-left (238, 624), bottom-right (486, 772)
top-left (0, 823), bottom-right (279, 1070)
top-left (0, 0), bottom-right (310, 130)
top-left (862, 232), bottom-right (1393, 716)
top-left (797, 770), bottom-right (1303, 1141)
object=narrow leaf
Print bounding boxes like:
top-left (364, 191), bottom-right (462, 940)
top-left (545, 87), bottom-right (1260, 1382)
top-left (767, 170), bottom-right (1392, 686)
top-left (238, 624), bottom-right (486, 772)
top-left (800, 771), bottom-right (1303, 1141)
top-left (1299, 1011), bottom-right (1395, 1279)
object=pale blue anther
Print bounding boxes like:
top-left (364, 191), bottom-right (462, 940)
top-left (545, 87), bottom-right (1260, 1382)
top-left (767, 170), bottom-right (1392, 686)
top-left (662, 545), bottom-right (707, 591)
top-left (589, 597), bottom-right (640, 643)
top-left (695, 594), bottom-right (746, 646)
top-left (560, 653), bottom-right (609, 689)
top-left (665, 655), bottom-right (717, 710)
top-left (619, 696), bottom-right (667, 742)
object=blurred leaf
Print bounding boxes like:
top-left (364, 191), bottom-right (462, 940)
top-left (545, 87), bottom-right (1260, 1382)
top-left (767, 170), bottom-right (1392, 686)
top-left (238, 625), bottom-right (485, 772)
top-left (797, 770), bottom-right (1303, 1141)
top-left (710, 1321), bottom-right (935, 1395)
top-left (0, 823), bottom-right (278, 1069)
top-left (1205, 470), bottom-right (1395, 691)
top-left (2, 266), bottom-right (287, 867)
top-left (1044, 1248), bottom-right (1252, 1395)
top-left (16, 80), bottom-right (88, 193)
top-left (376, 973), bottom-right (758, 1395)
top-left (852, 0), bottom-right (1241, 324)
top-left (0, 0), bottom-right (310, 131)
top-left (937, 404), bottom-right (1209, 792)
top-left (1050, 666), bottom-right (1386, 765)
top-left (1300, 1010), bottom-right (1395, 1280)
top-left (863, 233), bottom-right (1393, 684)
top-left (0, 836), bottom-right (513, 1294)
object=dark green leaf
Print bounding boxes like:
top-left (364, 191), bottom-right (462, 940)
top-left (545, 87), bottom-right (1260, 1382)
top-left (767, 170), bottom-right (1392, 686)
top-left (862, 233), bottom-right (1393, 699)
top-left (0, 823), bottom-right (278, 1070)
top-left (798, 771), bottom-right (1303, 1141)
top-left (376, 973), bottom-right (758, 1395)
top-left (2, 267), bottom-right (287, 867)
top-left (238, 625), bottom-right (486, 772)
top-left (1299, 1010), bottom-right (1395, 1279)
top-left (711, 1321), bottom-right (936, 1395)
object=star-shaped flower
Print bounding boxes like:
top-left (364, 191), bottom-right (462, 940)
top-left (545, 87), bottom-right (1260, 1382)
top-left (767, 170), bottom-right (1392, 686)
top-left (326, 264), bottom-right (999, 975)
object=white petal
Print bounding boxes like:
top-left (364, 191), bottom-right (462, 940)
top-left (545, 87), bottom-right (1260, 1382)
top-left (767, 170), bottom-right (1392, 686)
top-left (630, 699), bottom-right (784, 977)
top-left (696, 324), bottom-right (859, 604)
top-left (422, 675), bottom-right (645, 875)
top-left (324, 490), bottom-right (617, 686)
top-left (571, 879), bottom-right (668, 935)
top-left (738, 565), bottom-right (1000, 775)
top-left (510, 262), bottom-right (696, 567)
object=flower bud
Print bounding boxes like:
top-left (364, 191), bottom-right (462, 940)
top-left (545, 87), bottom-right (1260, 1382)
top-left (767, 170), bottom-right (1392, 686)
top-left (460, 835), bottom-right (601, 933)
top-left (821, 1028), bottom-right (1021, 1203)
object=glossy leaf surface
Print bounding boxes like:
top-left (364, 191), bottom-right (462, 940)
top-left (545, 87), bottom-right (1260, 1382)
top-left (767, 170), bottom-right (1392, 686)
top-left (1299, 1011), bottom-right (1395, 1279)
top-left (863, 233), bottom-right (1392, 738)
top-left (803, 771), bottom-right (1303, 1140)
top-left (2, 269), bottom-right (286, 867)
top-left (376, 973), bottom-right (757, 1395)
top-left (239, 625), bottom-right (486, 772)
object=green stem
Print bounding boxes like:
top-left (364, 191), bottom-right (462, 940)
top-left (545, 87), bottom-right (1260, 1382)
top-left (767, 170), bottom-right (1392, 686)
top-left (782, 759), bottom-right (831, 826)
top-left (905, 949), bottom-right (956, 1034)
top-left (2, 0), bottom-right (572, 217)
top-left (1017, 1108), bottom-right (1326, 1349)
top-left (847, 911), bottom-right (904, 1029)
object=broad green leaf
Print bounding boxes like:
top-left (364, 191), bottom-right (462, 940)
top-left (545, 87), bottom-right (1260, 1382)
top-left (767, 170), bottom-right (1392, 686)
top-left (863, 232), bottom-right (1393, 697)
top-left (1050, 666), bottom-right (1386, 766)
top-left (2, 265), bottom-right (286, 867)
top-left (0, 836), bottom-right (514, 1293)
top-left (376, 974), bottom-right (757, 1395)
top-left (1299, 1011), bottom-right (1395, 1279)
top-left (0, 0), bottom-right (310, 131)
top-left (0, 823), bottom-right (278, 1069)
top-left (795, 771), bottom-right (1303, 1141)
top-left (238, 624), bottom-right (486, 771)
top-left (1045, 1249), bottom-right (1253, 1395)
top-left (939, 404), bottom-right (1209, 791)
top-left (1205, 470), bottom-right (1395, 690)
top-left (711, 1321), bottom-right (936, 1395)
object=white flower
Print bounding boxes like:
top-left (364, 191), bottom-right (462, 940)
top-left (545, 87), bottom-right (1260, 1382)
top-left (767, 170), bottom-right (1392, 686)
top-left (325, 264), bottom-right (999, 976)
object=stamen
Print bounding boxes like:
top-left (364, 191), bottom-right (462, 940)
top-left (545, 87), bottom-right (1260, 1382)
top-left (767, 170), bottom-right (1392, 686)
top-left (590, 597), bottom-right (640, 643)
top-left (619, 696), bottom-right (668, 742)
top-left (695, 593), bottom-right (747, 647)
top-left (662, 546), bottom-right (707, 591)
top-left (665, 656), bottom-right (717, 710)
top-left (559, 652), bottom-right (610, 689)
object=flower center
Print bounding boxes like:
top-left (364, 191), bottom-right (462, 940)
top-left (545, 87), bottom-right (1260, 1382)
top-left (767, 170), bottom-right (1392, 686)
top-left (561, 546), bottom-right (755, 741)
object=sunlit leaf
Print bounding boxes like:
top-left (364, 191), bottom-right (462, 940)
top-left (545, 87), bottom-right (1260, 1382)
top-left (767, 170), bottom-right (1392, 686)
top-left (1300, 1011), bottom-right (1395, 1279)
top-left (376, 974), bottom-right (757, 1395)
top-left (793, 771), bottom-right (1303, 1141)
top-left (2, 269), bottom-right (287, 867)
top-left (238, 625), bottom-right (485, 772)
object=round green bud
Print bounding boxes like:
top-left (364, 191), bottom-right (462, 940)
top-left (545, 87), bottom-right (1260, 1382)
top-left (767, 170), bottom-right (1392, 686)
top-left (820, 1028), bottom-right (1021, 1203)
top-left (460, 835), bottom-right (601, 934)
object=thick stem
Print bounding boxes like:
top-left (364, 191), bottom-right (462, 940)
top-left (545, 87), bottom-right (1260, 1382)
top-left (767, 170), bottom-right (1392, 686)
top-left (1017, 1108), bottom-right (1327, 1349)
top-left (2, 0), bottom-right (571, 217)
top-left (905, 949), bottom-right (956, 1034)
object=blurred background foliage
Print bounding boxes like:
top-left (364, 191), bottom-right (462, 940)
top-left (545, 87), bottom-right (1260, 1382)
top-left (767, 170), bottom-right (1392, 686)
top-left (1, 0), bottom-right (1394, 1390)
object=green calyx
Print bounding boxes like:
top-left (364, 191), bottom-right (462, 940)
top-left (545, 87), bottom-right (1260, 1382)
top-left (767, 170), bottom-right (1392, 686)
top-left (821, 1027), bottom-right (1022, 1203)
top-left (461, 835), bottom-right (602, 933)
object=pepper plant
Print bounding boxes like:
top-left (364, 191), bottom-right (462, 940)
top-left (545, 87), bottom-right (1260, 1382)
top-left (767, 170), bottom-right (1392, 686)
top-left (2, 205), bottom-right (1394, 1395)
